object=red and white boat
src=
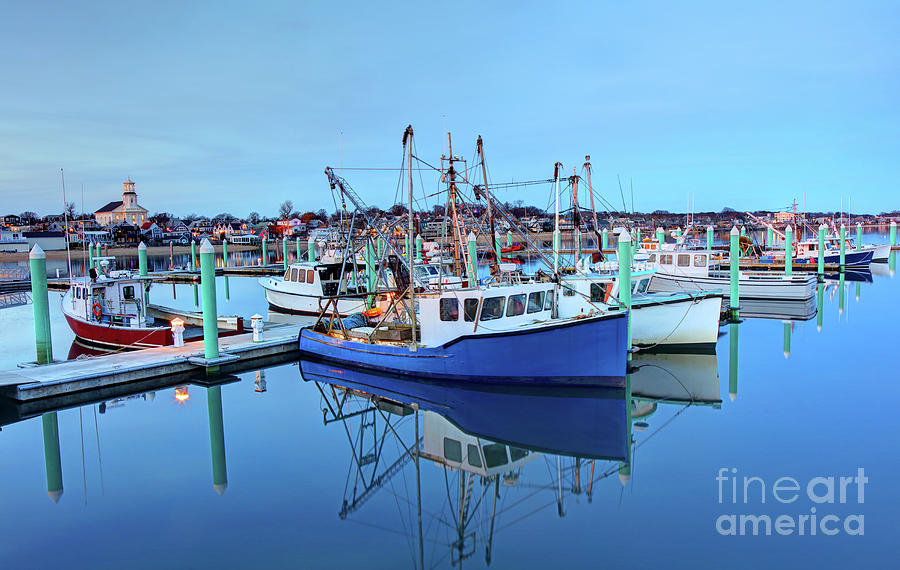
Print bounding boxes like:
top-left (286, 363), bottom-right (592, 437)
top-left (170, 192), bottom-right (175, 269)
top-left (62, 261), bottom-right (244, 350)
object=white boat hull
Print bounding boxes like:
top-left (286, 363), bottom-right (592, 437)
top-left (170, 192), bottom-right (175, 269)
top-left (629, 293), bottom-right (723, 348)
top-left (648, 272), bottom-right (816, 301)
top-left (262, 285), bottom-right (367, 316)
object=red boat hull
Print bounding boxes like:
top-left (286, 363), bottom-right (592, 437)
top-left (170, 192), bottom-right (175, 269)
top-left (64, 313), bottom-right (175, 348)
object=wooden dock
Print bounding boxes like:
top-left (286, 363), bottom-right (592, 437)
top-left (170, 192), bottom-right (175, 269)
top-left (0, 323), bottom-right (302, 401)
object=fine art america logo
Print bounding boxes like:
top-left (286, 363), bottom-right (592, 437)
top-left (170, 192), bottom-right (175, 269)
top-left (715, 468), bottom-right (867, 536)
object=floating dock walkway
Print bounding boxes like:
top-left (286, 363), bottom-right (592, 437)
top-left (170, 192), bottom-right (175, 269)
top-left (0, 323), bottom-right (301, 402)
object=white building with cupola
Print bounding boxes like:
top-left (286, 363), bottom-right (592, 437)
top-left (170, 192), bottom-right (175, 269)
top-left (94, 179), bottom-right (149, 227)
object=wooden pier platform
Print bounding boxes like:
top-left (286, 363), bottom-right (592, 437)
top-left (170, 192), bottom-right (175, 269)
top-left (0, 323), bottom-right (302, 401)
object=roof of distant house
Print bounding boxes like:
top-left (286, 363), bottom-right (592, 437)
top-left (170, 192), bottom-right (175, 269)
top-left (96, 201), bottom-right (124, 213)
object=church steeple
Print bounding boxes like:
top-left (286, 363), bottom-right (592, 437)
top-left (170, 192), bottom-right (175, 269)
top-left (123, 178), bottom-right (137, 208)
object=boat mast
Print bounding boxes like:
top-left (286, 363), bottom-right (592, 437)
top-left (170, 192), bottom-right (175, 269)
top-left (446, 134), bottom-right (465, 280)
top-left (60, 168), bottom-right (73, 282)
top-left (571, 168), bottom-right (580, 266)
top-left (584, 156), bottom-right (599, 246)
top-left (404, 125), bottom-right (417, 349)
top-left (553, 162), bottom-right (561, 274)
top-left (476, 136), bottom-right (499, 275)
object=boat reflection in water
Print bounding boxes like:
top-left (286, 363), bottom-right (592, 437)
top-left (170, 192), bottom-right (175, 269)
top-left (737, 297), bottom-right (818, 322)
top-left (300, 350), bottom-right (718, 566)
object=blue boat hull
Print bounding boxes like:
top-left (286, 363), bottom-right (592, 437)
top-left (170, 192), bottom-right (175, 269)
top-left (822, 250), bottom-right (873, 267)
top-left (299, 313), bottom-right (628, 386)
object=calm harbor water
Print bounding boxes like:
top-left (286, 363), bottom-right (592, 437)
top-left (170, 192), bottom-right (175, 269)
top-left (0, 235), bottom-right (897, 568)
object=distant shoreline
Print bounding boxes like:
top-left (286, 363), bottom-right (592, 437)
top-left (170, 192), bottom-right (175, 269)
top-left (0, 243), bottom-right (262, 262)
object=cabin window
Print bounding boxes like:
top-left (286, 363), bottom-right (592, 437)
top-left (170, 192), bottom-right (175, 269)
top-left (483, 443), bottom-right (509, 468)
top-left (677, 254), bottom-right (690, 267)
top-left (648, 253), bottom-right (656, 262)
top-left (694, 254), bottom-right (707, 267)
top-left (440, 298), bottom-right (459, 321)
top-left (467, 444), bottom-right (483, 468)
top-left (123, 286), bottom-right (135, 300)
top-left (75, 288), bottom-right (81, 299)
top-left (463, 298), bottom-right (479, 322)
top-left (307, 270), bottom-right (315, 283)
top-left (590, 283), bottom-right (607, 302)
top-left (443, 438), bottom-right (462, 463)
top-left (563, 286), bottom-right (575, 296)
top-left (296, 269), bottom-right (306, 283)
top-left (636, 279), bottom-right (649, 294)
top-left (506, 294), bottom-right (525, 317)
top-left (527, 291), bottom-right (544, 313)
top-left (480, 296), bottom-right (505, 321)
top-left (544, 291), bottom-right (554, 311)
top-left (509, 447), bottom-right (528, 462)
top-left (661, 254), bottom-right (672, 264)
top-left (284, 269), bottom-right (291, 280)
top-left (290, 268), bottom-right (300, 281)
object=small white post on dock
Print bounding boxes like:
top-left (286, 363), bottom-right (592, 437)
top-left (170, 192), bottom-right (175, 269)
top-left (30, 244), bottom-right (52, 365)
top-left (199, 239), bottom-right (219, 360)
top-left (171, 318), bottom-right (185, 347)
top-left (250, 313), bottom-right (263, 342)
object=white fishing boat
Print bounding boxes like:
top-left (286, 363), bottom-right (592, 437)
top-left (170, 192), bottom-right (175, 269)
top-left (558, 268), bottom-right (723, 350)
top-left (259, 261), bottom-right (369, 316)
top-left (645, 249), bottom-right (817, 300)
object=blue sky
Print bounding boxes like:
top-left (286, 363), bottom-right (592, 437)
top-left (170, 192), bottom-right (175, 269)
top-left (1, 0), bottom-right (897, 217)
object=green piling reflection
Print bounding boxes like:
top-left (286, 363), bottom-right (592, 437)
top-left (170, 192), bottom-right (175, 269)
top-left (193, 283), bottom-right (199, 307)
top-left (224, 276), bottom-right (230, 301)
top-left (855, 282), bottom-right (860, 302)
top-left (783, 321), bottom-right (791, 359)
top-left (889, 250), bottom-right (896, 277)
top-left (729, 322), bottom-right (739, 402)
top-left (618, 372), bottom-right (632, 485)
top-left (42, 412), bottom-right (63, 503)
top-left (816, 282), bottom-right (824, 331)
top-left (207, 387), bottom-right (228, 495)
top-left (839, 272), bottom-right (845, 316)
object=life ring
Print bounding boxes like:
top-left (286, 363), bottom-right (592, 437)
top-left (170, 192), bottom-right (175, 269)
top-left (92, 302), bottom-right (102, 320)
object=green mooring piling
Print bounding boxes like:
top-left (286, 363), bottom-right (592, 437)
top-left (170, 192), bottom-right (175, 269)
top-left (784, 225), bottom-right (793, 276)
top-left (506, 231), bottom-right (512, 247)
top-left (890, 221), bottom-right (897, 247)
top-left (416, 234), bottom-right (423, 261)
top-left (818, 224), bottom-right (826, 278)
top-left (740, 226), bottom-right (746, 239)
top-left (617, 229), bottom-right (632, 353)
top-left (42, 412), bottom-right (63, 503)
top-left (262, 238), bottom-right (268, 266)
top-left (494, 236), bottom-right (501, 262)
top-left (729, 226), bottom-right (739, 320)
top-left (307, 236), bottom-right (315, 262)
top-left (656, 226), bottom-right (664, 245)
top-left (88, 242), bottom-right (94, 269)
top-left (138, 241), bottom-right (148, 276)
top-left (856, 222), bottom-right (863, 251)
top-left (839, 225), bottom-right (846, 268)
top-left (706, 225), bottom-right (713, 250)
top-left (199, 239), bottom-right (219, 360)
top-left (601, 228), bottom-right (608, 251)
top-left (467, 232), bottom-right (478, 288)
top-left (191, 240), bottom-right (197, 271)
top-left (207, 386), bottom-right (228, 495)
top-left (295, 237), bottom-right (301, 262)
top-left (766, 225), bottom-right (774, 248)
top-left (30, 245), bottom-right (52, 364)
top-left (282, 238), bottom-right (288, 271)
top-left (223, 239), bottom-right (228, 267)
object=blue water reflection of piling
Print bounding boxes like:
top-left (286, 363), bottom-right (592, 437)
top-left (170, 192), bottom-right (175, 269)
top-left (619, 373), bottom-right (632, 485)
top-left (42, 412), bottom-right (63, 503)
top-left (206, 387), bottom-right (228, 495)
top-left (816, 282), bottom-right (824, 331)
top-left (729, 323), bottom-right (739, 401)
top-left (839, 272), bottom-right (846, 315)
top-left (783, 321), bottom-right (791, 359)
